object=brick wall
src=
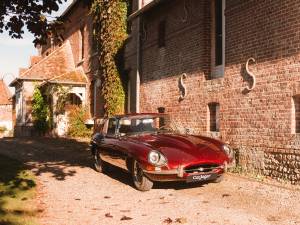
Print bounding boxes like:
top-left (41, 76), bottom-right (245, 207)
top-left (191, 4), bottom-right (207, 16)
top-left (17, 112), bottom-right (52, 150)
top-left (127, 0), bottom-right (300, 184)
top-left (41, 1), bottom-right (99, 117)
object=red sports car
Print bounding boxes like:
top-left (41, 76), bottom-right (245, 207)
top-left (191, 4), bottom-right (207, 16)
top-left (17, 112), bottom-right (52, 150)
top-left (91, 113), bottom-right (234, 191)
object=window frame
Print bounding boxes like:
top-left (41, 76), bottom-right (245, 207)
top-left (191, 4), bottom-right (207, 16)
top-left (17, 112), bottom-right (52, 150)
top-left (211, 0), bottom-right (225, 79)
top-left (208, 102), bottom-right (220, 132)
top-left (79, 26), bottom-right (85, 60)
top-left (106, 118), bottom-right (118, 137)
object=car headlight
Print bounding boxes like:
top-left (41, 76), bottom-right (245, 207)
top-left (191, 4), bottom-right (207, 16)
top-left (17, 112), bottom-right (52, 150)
top-left (148, 150), bottom-right (167, 167)
top-left (223, 145), bottom-right (233, 158)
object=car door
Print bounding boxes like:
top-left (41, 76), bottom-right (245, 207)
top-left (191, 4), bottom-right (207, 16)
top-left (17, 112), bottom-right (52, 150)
top-left (100, 118), bottom-right (128, 170)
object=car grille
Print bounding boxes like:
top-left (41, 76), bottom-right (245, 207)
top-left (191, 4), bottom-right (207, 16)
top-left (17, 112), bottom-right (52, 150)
top-left (184, 164), bottom-right (220, 174)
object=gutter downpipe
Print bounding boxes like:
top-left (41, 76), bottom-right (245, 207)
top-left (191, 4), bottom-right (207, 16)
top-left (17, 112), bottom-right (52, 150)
top-left (135, 0), bottom-right (142, 113)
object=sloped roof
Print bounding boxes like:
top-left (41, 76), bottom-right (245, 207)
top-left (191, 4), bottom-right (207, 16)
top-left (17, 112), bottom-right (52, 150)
top-left (19, 41), bottom-right (75, 80)
top-left (128, 0), bottom-right (169, 21)
top-left (0, 79), bottom-right (12, 105)
top-left (41, 68), bottom-right (88, 86)
top-left (59, 0), bottom-right (80, 19)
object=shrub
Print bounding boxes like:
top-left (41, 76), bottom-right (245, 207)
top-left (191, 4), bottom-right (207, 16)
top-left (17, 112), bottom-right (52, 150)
top-left (32, 87), bottom-right (50, 133)
top-left (67, 105), bottom-right (92, 138)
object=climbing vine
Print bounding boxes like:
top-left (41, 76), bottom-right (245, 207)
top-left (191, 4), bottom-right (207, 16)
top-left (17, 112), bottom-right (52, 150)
top-left (32, 87), bottom-right (50, 133)
top-left (91, 0), bottom-right (129, 116)
top-left (44, 84), bottom-right (71, 114)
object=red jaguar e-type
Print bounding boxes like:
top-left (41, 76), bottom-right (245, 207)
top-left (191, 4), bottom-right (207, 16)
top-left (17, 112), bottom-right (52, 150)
top-left (90, 113), bottom-right (234, 191)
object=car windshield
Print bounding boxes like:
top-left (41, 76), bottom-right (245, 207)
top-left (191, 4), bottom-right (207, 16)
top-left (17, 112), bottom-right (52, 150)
top-left (118, 115), bottom-right (174, 136)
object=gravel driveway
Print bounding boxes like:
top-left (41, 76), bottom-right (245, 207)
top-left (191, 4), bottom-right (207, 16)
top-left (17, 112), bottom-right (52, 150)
top-left (0, 137), bottom-right (299, 225)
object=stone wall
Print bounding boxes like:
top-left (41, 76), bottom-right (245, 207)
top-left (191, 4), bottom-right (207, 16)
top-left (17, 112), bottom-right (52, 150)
top-left (265, 151), bottom-right (300, 185)
top-left (126, 0), bottom-right (300, 183)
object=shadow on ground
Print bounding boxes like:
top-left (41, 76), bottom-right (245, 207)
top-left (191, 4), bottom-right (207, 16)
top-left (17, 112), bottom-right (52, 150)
top-left (0, 137), bottom-right (211, 191)
top-left (0, 137), bottom-right (92, 181)
top-left (101, 163), bottom-right (209, 191)
top-left (0, 154), bottom-right (38, 225)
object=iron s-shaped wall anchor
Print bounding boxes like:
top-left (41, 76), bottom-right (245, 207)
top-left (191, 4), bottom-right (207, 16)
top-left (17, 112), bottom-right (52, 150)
top-left (245, 57), bottom-right (256, 91)
top-left (179, 73), bottom-right (187, 101)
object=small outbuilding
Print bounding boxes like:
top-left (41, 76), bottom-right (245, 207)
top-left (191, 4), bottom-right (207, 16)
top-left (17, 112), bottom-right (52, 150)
top-left (0, 79), bottom-right (13, 137)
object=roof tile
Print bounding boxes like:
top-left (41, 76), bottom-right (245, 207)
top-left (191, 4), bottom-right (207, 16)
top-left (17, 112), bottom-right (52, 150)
top-left (20, 41), bottom-right (75, 80)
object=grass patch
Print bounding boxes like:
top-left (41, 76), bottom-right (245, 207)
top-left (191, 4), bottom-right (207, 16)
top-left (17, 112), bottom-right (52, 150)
top-left (0, 154), bottom-right (38, 225)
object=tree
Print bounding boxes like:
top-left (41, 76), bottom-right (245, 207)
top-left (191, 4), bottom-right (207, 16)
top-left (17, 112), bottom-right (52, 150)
top-left (0, 0), bottom-right (67, 44)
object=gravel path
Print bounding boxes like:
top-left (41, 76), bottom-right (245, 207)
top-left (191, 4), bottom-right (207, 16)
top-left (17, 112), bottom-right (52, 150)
top-left (0, 137), bottom-right (299, 225)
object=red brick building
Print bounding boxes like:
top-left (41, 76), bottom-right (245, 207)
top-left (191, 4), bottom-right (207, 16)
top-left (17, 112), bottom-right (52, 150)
top-left (0, 79), bottom-right (12, 136)
top-left (10, 0), bottom-right (97, 136)
top-left (11, 0), bottom-right (102, 136)
top-left (125, 0), bottom-right (300, 183)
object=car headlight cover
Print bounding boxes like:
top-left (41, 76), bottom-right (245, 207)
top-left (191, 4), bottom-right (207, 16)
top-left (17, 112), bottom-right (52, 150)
top-left (223, 145), bottom-right (233, 158)
top-left (148, 150), bottom-right (167, 166)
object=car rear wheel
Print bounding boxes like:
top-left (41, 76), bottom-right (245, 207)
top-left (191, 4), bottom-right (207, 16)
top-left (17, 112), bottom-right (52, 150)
top-left (132, 160), bottom-right (153, 191)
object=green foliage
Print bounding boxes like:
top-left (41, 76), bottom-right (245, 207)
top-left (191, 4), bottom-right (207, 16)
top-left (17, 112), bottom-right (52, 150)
top-left (0, 154), bottom-right (37, 225)
top-left (32, 87), bottom-right (50, 133)
top-left (91, 0), bottom-right (128, 116)
top-left (0, 0), bottom-right (69, 45)
top-left (45, 84), bottom-right (71, 114)
top-left (68, 105), bottom-right (92, 138)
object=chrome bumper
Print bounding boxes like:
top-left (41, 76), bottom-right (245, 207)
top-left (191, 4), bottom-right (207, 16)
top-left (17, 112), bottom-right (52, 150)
top-left (143, 164), bottom-right (225, 178)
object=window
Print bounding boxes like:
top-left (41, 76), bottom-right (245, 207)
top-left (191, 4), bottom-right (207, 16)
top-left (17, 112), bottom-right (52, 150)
top-left (158, 20), bottom-right (166, 48)
top-left (211, 0), bottom-right (225, 79)
top-left (79, 26), bottom-right (85, 60)
top-left (215, 0), bottom-right (223, 66)
top-left (208, 103), bottom-right (220, 132)
top-left (67, 93), bottom-right (82, 106)
top-left (292, 96), bottom-right (300, 133)
top-left (107, 118), bottom-right (117, 136)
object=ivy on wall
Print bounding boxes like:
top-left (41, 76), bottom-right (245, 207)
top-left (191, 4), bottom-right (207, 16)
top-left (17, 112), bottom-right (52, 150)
top-left (91, 0), bottom-right (129, 116)
top-left (44, 84), bottom-right (71, 114)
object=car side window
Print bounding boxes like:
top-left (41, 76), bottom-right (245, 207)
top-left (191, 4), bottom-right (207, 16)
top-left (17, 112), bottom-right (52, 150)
top-left (107, 118), bottom-right (117, 136)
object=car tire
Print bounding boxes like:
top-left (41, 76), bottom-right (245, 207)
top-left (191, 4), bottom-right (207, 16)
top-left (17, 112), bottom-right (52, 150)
top-left (132, 160), bottom-right (153, 191)
top-left (213, 175), bottom-right (224, 183)
top-left (94, 150), bottom-right (107, 173)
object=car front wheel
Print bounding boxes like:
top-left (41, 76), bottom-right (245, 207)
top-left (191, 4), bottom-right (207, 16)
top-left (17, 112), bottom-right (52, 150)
top-left (132, 160), bottom-right (153, 191)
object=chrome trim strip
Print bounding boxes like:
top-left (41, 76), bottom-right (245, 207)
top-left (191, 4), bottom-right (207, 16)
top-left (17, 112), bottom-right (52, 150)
top-left (143, 169), bottom-right (179, 175)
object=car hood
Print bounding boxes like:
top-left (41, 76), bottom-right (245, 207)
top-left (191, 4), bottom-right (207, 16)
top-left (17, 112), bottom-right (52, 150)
top-left (128, 133), bottom-right (228, 166)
